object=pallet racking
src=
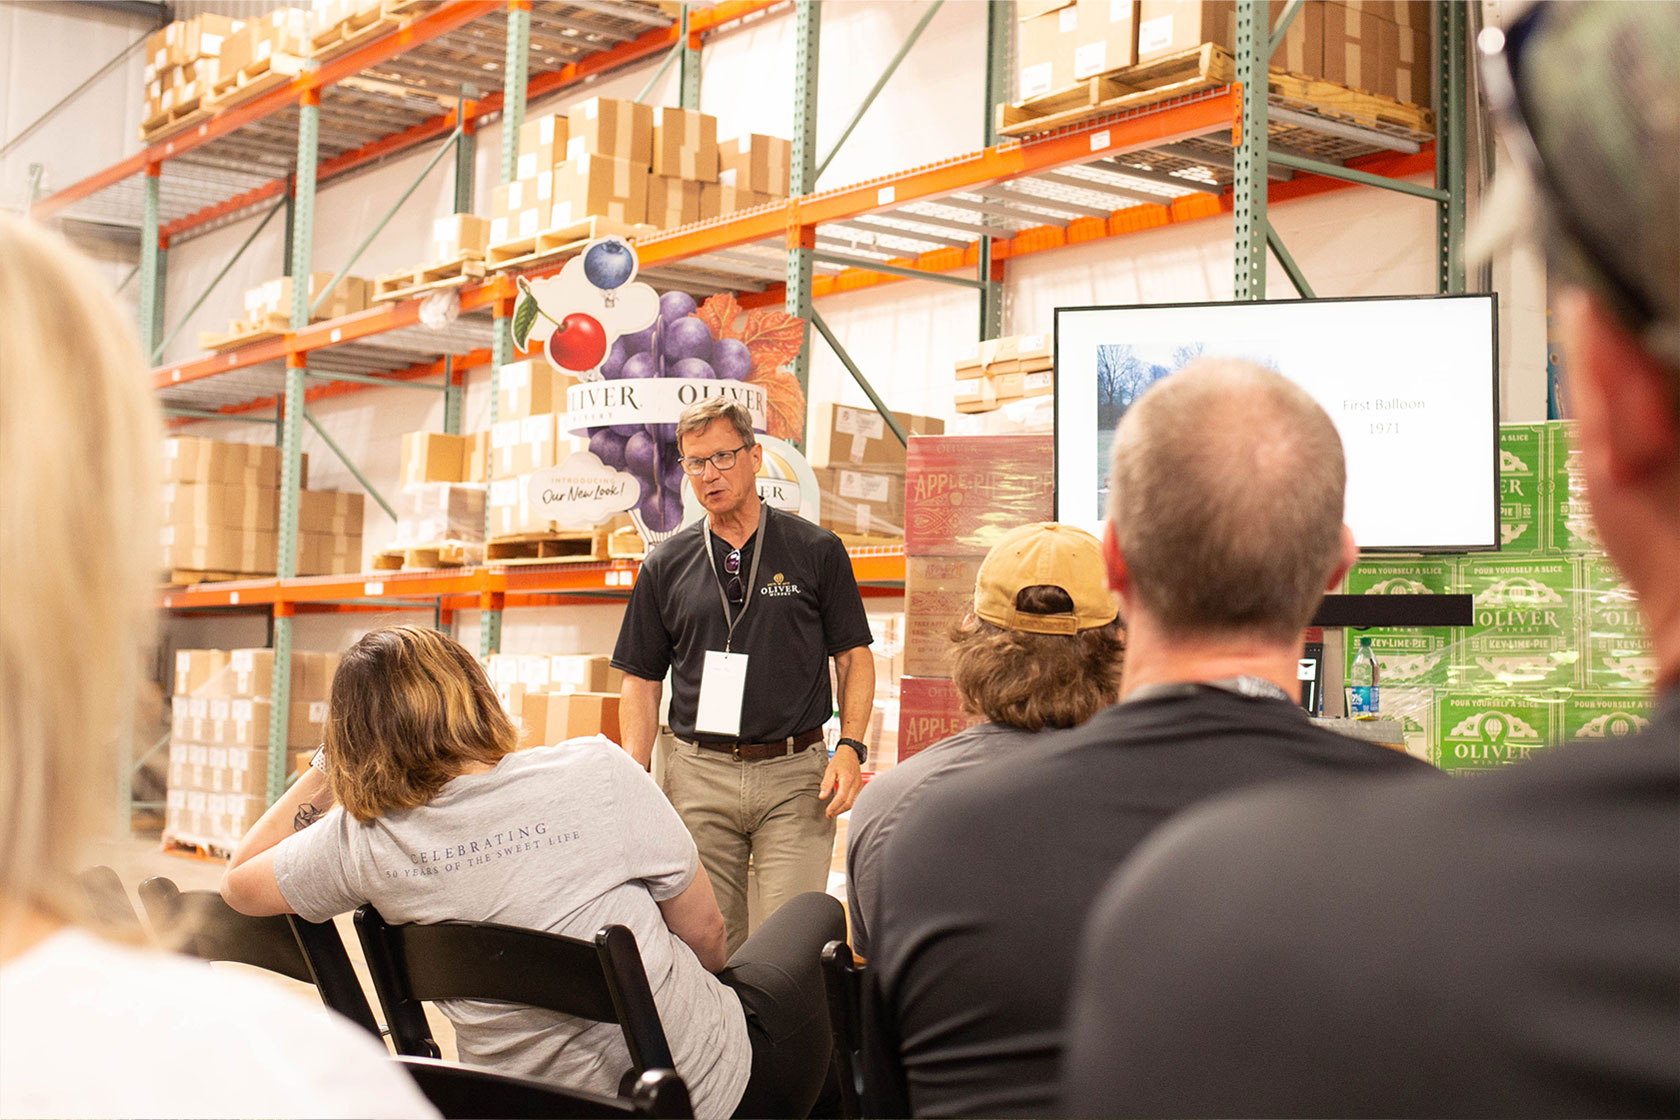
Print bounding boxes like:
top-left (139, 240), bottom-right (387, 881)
top-left (30, 0), bottom-right (1471, 819)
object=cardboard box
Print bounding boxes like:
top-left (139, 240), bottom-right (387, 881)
top-left (497, 360), bottom-right (575, 423)
top-left (905, 556), bottom-right (983, 677)
top-left (433, 214), bottom-right (489, 259)
top-left (465, 430), bottom-right (490, 484)
top-left (540, 691), bottom-right (622, 744)
top-left (1560, 691), bottom-right (1654, 744)
top-left (170, 13), bottom-right (241, 65)
top-left (227, 648), bottom-right (337, 701)
top-left (806, 403), bottom-right (945, 473)
top-left (159, 482), bottom-right (226, 529)
top-left (549, 654), bottom-right (622, 694)
top-left (401, 431), bottom-right (468, 487)
top-left (718, 134), bottom-right (792, 196)
top-left (1017, 0), bottom-right (1079, 99)
top-left (551, 154), bottom-right (648, 227)
top-left (904, 434), bottom-right (1055, 555)
top-left (1434, 691), bottom-right (1557, 773)
top-left (1581, 556), bottom-right (1657, 691)
top-left (1343, 558), bottom-right (1459, 688)
top-left (227, 697), bottom-right (329, 750)
top-left (1498, 423), bottom-right (1544, 553)
top-left (297, 489), bottom-right (364, 534)
top-left (1547, 421), bottom-right (1599, 552)
top-left (160, 523), bottom-right (247, 573)
top-left (814, 466), bottom-right (905, 537)
top-left (489, 474), bottom-right (550, 537)
top-left (954, 375), bottom-right (1000, 414)
top-left (395, 483), bottom-right (486, 546)
top-left (652, 107), bottom-right (719, 181)
top-left (174, 649), bottom-right (231, 696)
top-left (246, 272), bottom-right (365, 325)
top-left (218, 23), bottom-right (258, 75)
top-left (698, 183), bottom-right (771, 221)
top-left (1135, 0), bottom-right (1322, 73)
top-left (1396, 23), bottom-right (1432, 106)
top-left (647, 176), bottom-right (703, 229)
top-left (516, 113), bottom-right (569, 178)
top-left (161, 436), bottom-right (240, 485)
top-left (566, 97), bottom-right (654, 166)
top-left (1457, 555), bottom-right (1582, 690)
top-left (490, 413), bottom-right (561, 479)
top-left (1320, 2), bottom-right (1397, 97)
top-left (1072, 0), bottom-right (1136, 80)
top-left (898, 676), bottom-right (972, 763)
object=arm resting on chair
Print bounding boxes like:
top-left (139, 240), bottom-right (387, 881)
top-left (221, 763), bottom-right (334, 917)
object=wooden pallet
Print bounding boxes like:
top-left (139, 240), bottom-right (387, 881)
top-left (163, 569), bottom-right (241, 587)
top-left (161, 834), bottom-right (233, 863)
top-left (485, 529), bottom-right (611, 565)
top-left (205, 54), bottom-right (308, 111)
top-left (139, 99), bottom-right (214, 144)
top-left (197, 322), bottom-right (287, 352)
top-left (371, 252), bottom-right (488, 303)
top-left (997, 43), bottom-right (1236, 137)
top-left (370, 539), bottom-right (482, 570)
top-left (997, 43), bottom-right (1433, 140)
top-left (607, 526), bottom-right (648, 560)
top-left (486, 216), bottom-right (657, 271)
top-left (311, 8), bottom-right (397, 60)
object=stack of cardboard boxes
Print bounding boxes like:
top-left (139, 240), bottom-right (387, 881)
top-left (1018, 0), bottom-right (1432, 109)
top-left (161, 435), bottom-right (364, 577)
top-left (1345, 421), bottom-right (1655, 771)
top-left (234, 272), bottom-right (368, 338)
top-left (141, 13), bottom-right (243, 133)
top-left (214, 8), bottom-right (311, 87)
top-left (485, 359), bottom-right (588, 538)
top-left (804, 403), bottom-right (945, 540)
top-left (485, 653), bottom-right (625, 747)
top-left (954, 334), bottom-right (1056, 414)
top-left (898, 434), bottom-right (1056, 763)
top-left (395, 432), bottom-right (487, 554)
top-left (164, 647), bottom-right (337, 851)
top-left (491, 98), bottom-right (794, 243)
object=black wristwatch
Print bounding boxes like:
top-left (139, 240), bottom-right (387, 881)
top-left (836, 736), bottom-right (868, 765)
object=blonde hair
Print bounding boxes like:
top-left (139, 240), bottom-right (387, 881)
top-left (1109, 359), bottom-right (1346, 645)
top-left (0, 216), bottom-right (162, 925)
top-left (325, 626), bottom-right (517, 822)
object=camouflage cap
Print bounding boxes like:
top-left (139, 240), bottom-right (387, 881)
top-left (1486, 1), bottom-right (1679, 371)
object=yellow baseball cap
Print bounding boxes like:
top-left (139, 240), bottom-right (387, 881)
top-left (973, 522), bottom-right (1119, 636)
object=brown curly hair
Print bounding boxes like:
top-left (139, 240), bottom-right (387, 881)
top-left (948, 586), bottom-right (1125, 731)
top-left (325, 626), bottom-right (518, 822)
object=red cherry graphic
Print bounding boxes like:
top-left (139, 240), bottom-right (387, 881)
top-left (545, 312), bottom-right (608, 371)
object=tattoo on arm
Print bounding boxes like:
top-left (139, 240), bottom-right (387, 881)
top-left (293, 803), bottom-right (324, 831)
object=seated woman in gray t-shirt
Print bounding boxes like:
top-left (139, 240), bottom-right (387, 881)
top-left (221, 624), bottom-right (843, 1120)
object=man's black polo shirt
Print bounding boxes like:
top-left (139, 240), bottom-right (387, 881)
top-left (612, 504), bottom-right (873, 742)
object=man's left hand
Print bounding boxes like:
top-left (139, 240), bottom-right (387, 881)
top-left (818, 745), bottom-right (863, 817)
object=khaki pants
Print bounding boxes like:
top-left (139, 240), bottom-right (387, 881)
top-left (662, 737), bottom-right (837, 956)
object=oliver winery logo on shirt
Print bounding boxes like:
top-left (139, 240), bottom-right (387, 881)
top-left (761, 571), bottom-right (801, 598)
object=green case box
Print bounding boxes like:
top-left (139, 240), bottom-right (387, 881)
top-left (1457, 555), bottom-right (1583, 688)
top-left (1546, 421), bottom-right (1603, 552)
top-left (1560, 690), bottom-right (1654, 743)
top-left (1580, 555), bottom-right (1658, 690)
top-left (1497, 423), bottom-right (1546, 553)
top-left (1343, 559), bottom-right (1459, 687)
top-left (1435, 690), bottom-right (1560, 773)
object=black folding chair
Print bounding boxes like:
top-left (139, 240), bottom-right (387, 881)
top-left (78, 865), bottom-right (146, 938)
top-left (822, 940), bottom-right (864, 1119)
top-left (354, 904), bottom-right (674, 1096)
top-left (137, 876), bottom-right (381, 1037)
top-left (395, 1056), bottom-right (693, 1119)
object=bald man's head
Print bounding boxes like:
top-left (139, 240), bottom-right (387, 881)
top-left (1108, 360), bottom-right (1348, 644)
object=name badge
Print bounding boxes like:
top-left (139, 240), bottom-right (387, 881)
top-left (696, 650), bottom-right (750, 736)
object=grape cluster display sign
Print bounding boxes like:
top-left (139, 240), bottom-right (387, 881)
top-left (512, 238), bottom-right (811, 546)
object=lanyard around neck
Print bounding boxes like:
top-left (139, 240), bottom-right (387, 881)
top-left (703, 507), bottom-right (767, 653)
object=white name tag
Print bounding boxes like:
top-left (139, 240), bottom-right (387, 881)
top-left (696, 650), bottom-right (750, 736)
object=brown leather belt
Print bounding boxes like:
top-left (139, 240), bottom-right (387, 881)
top-left (691, 727), bottom-right (825, 762)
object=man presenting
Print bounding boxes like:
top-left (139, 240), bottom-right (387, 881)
top-left (613, 397), bottom-right (874, 954)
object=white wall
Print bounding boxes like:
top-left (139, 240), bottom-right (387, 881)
top-left (4, 0), bottom-right (1548, 662)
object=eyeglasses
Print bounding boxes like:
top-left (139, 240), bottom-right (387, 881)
top-left (1477, 7), bottom-right (1657, 330)
top-left (679, 444), bottom-right (748, 475)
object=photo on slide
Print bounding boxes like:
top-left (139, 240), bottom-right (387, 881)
top-left (1092, 341), bottom-right (1277, 518)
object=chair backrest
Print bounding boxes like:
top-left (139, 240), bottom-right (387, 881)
top-left (78, 865), bottom-right (146, 938)
top-left (394, 1056), bottom-right (694, 1119)
top-left (821, 940), bottom-right (864, 1119)
top-left (354, 904), bottom-right (675, 1078)
top-left (137, 876), bottom-right (381, 1037)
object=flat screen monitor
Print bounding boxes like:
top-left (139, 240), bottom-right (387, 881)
top-left (1054, 294), bottom-right (1500, 552)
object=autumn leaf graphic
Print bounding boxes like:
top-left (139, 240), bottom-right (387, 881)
top-left (694, 292), bottom-right (745, 342)
top-left (751, 367), bottom-right (809, 443)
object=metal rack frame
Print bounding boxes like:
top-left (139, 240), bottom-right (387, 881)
top-left (32, 0), bottom-right (1467, 820)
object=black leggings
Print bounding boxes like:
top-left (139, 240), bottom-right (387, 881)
top-left (717, 891), bottom-right (846, 1120)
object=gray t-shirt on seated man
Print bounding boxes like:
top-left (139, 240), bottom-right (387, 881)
top-left (273, 737), bottom-right (751, 1118)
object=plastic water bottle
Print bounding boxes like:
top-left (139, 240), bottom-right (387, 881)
top-left (1347, 636), bottom-right (1380, 718)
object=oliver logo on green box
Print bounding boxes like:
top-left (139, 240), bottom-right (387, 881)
top-left (1580, 555), bottom-right (1657, 690)
top-left (1458, 555), bottom-right (1582, 688)
top-left (1436, 691), bottom-right (1559, 773)
top-left (1343, 559), bottom-right (1458, 687)
top-left (1497, 423), bottom-right (1545, 553)
top-left (1546, 421), bottom-right (1602, 552)
top-left (1561, 691), bottom-right (1652, 742)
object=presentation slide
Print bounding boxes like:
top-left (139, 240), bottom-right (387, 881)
top-left (1054, 295), bottom-right (1499, 552)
